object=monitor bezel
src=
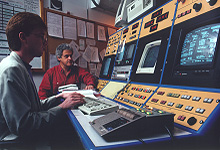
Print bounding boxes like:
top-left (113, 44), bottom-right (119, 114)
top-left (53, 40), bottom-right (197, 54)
top-left (136, 40), bottom-right (161, 74)
top-left (174, 22), bottom-right (220, 71)
top-left (99, 55), bottom-right (116, 79)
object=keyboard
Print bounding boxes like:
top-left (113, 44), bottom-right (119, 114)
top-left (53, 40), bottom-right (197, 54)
top-left (78, 97), bottom-right (119, 115)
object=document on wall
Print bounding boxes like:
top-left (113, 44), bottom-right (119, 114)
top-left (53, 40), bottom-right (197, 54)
top-left (86, 22), bottom-right (94, 39)
top-left (79, 39), bottom-right (85, 50)
top-left (63, 16), bottom-right (77, 40)
top-left (90, 46), bottom-right (100, 63)
top-left (69, 41), bottom-right (80, 61)
top-left (99, 48), bottom-right (106, 60)
top-left (97, 25), bottom-right (106, 41)
top-left (79, 52), bottom-right (87, 68)
top-left (83, 45), bottom-right (92, 62)
top-left (89, 63), bottom-right (96, 75)
top-left (47, 12), bottom-right (63, 38)
top-left (86, 39), bottom-right (96, 46)
top-left (77, 20), bottom-right (86, 37)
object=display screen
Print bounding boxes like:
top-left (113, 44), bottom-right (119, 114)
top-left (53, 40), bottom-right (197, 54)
top-left (116, 43), bottom-right (126, 62)
top-left (102, 58), bottom-right (111, 76)
top-left (124, 44), bottom-right (136, 60)
top-left (180, 23), bottom-right (220, 66)
top-left (142, 45), bottom-right (160, 67)
top-left (136, 40), bottom-right (161, 74)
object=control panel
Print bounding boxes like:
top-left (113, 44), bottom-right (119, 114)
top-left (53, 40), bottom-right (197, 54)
top-left (105, 30), bottom-right (122, 56)
top-left (139, 0), bottom-right (176, 39)
top-left (90, 107), bottom-right (174, 141)
top-left (97, 79), bottom-right (109, 92)
top-left (114, 83), bottom-right (158, 108)
top-left (114, 83), bottom-right (220, 132)
top-left (145, 87), bottom-right (220, 131)
top-left (175, 0), bottom-right (220, 25)
top-left (111, 19), bottom-right (142, 81)
top-left (124, 19), bottom-right (142, 43)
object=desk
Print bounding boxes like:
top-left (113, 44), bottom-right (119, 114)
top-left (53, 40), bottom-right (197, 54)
top-left (67, 109), bottom-right (192, 150)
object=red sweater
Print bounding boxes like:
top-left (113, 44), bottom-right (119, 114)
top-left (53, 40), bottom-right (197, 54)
top-left (38, 65), bottom-right (96, 100)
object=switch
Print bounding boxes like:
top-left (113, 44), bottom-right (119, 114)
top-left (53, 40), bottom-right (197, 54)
top-left (187, 117), bottom-right (197, 126)
top-left (193, 3), bottom-right (202, 12)
top-left (206, 0), bottom-right (217, 6)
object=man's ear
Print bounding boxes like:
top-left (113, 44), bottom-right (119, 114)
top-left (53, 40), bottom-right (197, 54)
top-left (57, 56), bottom-right (61, 62)
top-left (19, 32), bottom-right (26, 41)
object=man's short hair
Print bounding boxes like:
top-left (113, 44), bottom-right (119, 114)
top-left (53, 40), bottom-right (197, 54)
top-left (56, 43), bottom-right (73, 59)
top-left (6, 12), bottom-right (47, 51)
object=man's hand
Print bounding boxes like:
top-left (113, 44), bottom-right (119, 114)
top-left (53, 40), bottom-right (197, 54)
top-left (58, 92), bottom-right (85, 109)
top-left (84, 85), bottom-right (94, 90)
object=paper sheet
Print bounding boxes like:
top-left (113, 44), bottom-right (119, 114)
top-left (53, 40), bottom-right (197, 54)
top-left (79, 39), bottom-right (85, 50)
top-left (86, 22), bottom-right (94, 39)
top-left (69, 41), bottom-right (81, 61)
top-left (82, 45), bottom-right (92, 62)
top-left (47, 12), bottom-right (63, 38)
top-left (86, 39), bottom-right (96, 46)
top-left (63, 16), bottom-right (77, 40)
top-left (90, 46), bottom-right (100, 63)
top-left (77, 20), bottom-right (86, 37)
top-left (79, 52), bottom-right (87, 68)
top-left (97, 25), bottom-right (106, 41)
top-left (99, 48), bottom-right (106, 60)
top-left (89, 63), bottom-right (96, 75)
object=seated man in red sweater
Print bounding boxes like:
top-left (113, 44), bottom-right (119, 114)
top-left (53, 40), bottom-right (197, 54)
top-left (39, 43), bottom-right (96, 100)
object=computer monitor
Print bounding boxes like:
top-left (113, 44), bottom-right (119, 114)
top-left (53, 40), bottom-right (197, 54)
top-left (162, 20), bottom-right (220, 88)
top-left (174, 23), bottom-right (220, 75)
top-left (99, 55), bottom-right (116, 79)
top-left (130, 27), bottom-right (170, 83)
top-left (136, 40), bottom-right (161, 74)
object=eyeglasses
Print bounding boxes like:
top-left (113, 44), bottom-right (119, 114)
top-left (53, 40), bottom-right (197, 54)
top-left (31, 33), bottom-right (48, 43)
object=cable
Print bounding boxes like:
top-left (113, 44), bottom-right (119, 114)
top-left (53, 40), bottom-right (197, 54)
top-left (164, 126), bottom-right (174, 140)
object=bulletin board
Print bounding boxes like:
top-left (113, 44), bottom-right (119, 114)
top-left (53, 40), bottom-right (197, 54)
top-left (44, 8), bottom-right (118, 77)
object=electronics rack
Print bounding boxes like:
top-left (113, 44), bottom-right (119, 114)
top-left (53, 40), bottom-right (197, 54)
top-left (101, 0), bottom-right (220, 137)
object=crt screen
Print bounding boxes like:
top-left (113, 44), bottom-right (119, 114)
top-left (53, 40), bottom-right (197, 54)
top-left (116, 42), bottom-right (126, 61)
top-left (103, 58), bottom-right (111, 76)
top-left (180, 23), bottom-right (220, 66)
top-left (125, 44), bottom-right (136, 60)
top-left (142, 45), bottom-right (160, 68)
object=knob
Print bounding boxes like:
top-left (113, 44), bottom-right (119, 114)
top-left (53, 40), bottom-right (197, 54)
top-left (187, 117), bottom-right (197, 126)
top-left (206, 0), bottom-right (217, 6)
top-left (193, 3), bottom-right (202, 12)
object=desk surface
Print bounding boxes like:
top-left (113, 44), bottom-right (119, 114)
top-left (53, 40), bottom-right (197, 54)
top-left (67, 109), bottom-right (192, 150)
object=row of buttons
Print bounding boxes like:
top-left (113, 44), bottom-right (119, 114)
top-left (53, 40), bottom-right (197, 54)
top-left (116, 97), bottom-right (142, 107)
top-left (131, 87), bottom-right (153, 93)
top-left (150, 98), bottom-right (206, 114)
top-left (134, 94), bottom-right (146, 100)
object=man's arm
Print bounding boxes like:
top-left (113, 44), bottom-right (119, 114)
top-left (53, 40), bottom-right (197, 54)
top-left (78, 67), bottom-right (96, 89)
top-left (38, 71), bottom-right (53, 100)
